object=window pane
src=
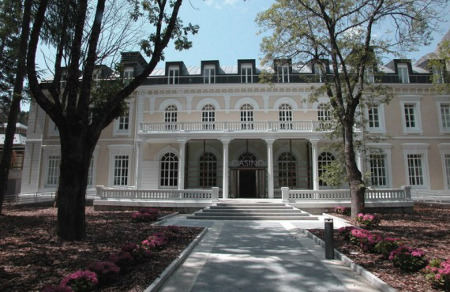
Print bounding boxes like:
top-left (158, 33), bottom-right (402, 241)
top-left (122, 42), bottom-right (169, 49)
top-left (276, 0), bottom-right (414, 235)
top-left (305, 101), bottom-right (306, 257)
top-left (113, 155), bottom-right (129, 186)
top-left (47, 155), bottom-right (61, 186)
top-left (160, 153), bottom-right (178, 187)
top-left (407, 154), bottom-right (423, 186)
top-left (369, 154), bottom-right (387, 186)
top-left (441, 104), bottom-right (450, 129)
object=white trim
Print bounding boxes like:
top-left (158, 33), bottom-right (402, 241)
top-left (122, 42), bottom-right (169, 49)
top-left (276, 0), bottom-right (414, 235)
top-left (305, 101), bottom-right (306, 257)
top-left (195, 98), bottom-right (221, 111)
top-left (234, 97), bottom-right (260, 110)
top-left (436, 101), bottom-right (450, 134)
top-left (399, 98), bottom-right (423, 134)
top-left (364, 103), bottom-right (386, 134)
top-left (366, 143), bottom-right (393, 188)
top-left (273, 97), bottom-right (299, 110)
top-left (438, 143), bottom-right (450, 190)
top-left (108, 145), bottom-right (133, 187)
top-left (113, 100), bottom-right (133, 137)
top-left (402, 143), bottom-right (430, 189)
top-left (158, 99), bottom-right (183, 112)
top-left (47, 118), bottom-right (59, 137)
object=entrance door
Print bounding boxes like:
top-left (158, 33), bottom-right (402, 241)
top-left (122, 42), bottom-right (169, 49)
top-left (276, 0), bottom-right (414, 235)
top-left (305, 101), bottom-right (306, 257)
top-left (239, 170), bottom-right (256, 198)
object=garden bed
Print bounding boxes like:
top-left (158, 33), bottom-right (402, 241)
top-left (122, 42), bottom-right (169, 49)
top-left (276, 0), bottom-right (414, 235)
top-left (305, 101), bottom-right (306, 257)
top-left (0, 206), bottom-right (203, 291)
top-left (309, 206), bottom-right (450, 292)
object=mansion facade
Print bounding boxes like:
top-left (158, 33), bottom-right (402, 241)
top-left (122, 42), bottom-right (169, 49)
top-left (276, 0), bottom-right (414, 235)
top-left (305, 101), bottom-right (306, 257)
top-left (20, 53), bottom-right (450, 199)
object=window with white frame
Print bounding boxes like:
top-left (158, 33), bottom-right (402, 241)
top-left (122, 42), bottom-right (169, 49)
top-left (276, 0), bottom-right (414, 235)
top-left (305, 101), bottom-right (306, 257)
top-left (365, 66), bottom-right (375, 83)
top-left (113, 155), bottom-right (129, 186)
top-left (318, 152), bottom-right (335, 186)
top-left (432, 64), bottom-right (444, 84)
top-left (369, 154), bottom-right (387, 187)
top-left (278, 66), bottom-right (289, 83)
top-left (46, 155), bottom-right (61, 187)
top-left (279, 103), bottom-right (292, 129)
top-left (403, 144), bottom-right (429, 188)
top-left (398, 64), bottom-right (409, 84)
top-left (240, 104), bottom-right (254, 130)
top-left (199, 152), bottom-right (217, 187)
top-left (368, 105), bottom-right (380, 128)
top-left (406, 154), bottom-right (424, 186)
top-left (318, 103), bottom-right (331, 121)
top-left (314, 63), bottom-right (324, 82)
top-left (123, 67), bottom-right (134, 84)
top-left (164, 105), bottom-right (177, 130)
top-left (202, 104), bottom-right (215, 130)
top-left (439, 103), bottom-right (450, 132)
top-left (445, 154), bottom-right (450, 189)
top-left (168, 66), bottom-right (179, 84)
top-left (401, 100), bottom-right (422, 133)
top-left (204, 65), bottom-right (215, 84)
top-left (160, 152), bottom-right (178, 187)
top-left (241, 64), bottom-right (253, 83)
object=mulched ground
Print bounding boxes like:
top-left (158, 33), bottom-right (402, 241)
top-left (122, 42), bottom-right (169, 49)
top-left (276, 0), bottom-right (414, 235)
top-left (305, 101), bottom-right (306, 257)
top-left (0, 205), bottom-right (203, 291)
top-left (309, 206), bottom-right (450, 292)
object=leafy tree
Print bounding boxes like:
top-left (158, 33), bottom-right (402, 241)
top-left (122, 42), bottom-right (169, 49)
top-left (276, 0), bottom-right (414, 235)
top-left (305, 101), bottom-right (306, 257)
top-left (256, 0), bottom-right (445, 217)
top-left (26, 0), bottom-right (198, 240)
top-left (0, 0), bottom-right (32, 215)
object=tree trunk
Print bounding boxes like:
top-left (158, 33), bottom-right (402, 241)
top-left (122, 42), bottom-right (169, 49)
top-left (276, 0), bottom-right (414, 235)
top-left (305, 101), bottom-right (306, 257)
top-left (343, 122), bottom-right (366, 218)
top-left (0, 0), bottom-right (32, 215)
top-left (56, 128), bottom-right (96, 240)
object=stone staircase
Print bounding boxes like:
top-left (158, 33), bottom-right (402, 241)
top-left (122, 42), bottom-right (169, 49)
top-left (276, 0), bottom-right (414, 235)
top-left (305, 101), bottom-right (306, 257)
top-left (187, 202), bottom-right (319, 220)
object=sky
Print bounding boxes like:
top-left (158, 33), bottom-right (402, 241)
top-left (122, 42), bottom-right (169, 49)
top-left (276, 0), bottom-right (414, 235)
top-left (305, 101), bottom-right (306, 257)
top-left (157, 0), bottom-right (450, 68)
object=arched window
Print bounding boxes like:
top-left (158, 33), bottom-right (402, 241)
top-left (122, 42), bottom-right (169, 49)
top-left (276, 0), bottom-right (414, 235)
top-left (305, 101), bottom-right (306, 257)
top-left (165, 105), bottom-right (177, 130)
top-left (278, 152), bottom-right (296, 187)
top-left (199, 152), bottom-right (217, 187)
top-left (202, 104), bottom-right (215, 130)
top-left (238, 152), bottom-right (257, 167)
top-left (317, 103), bottom-right (330, 121)
top-left (240, 104), bottom-right (254, 130)
top-left (160, 152), bottom-right (178, 187)
top-left (318, 152), bottom-right (335, 186)
top-left (279, 103), bottom-right (292, 129)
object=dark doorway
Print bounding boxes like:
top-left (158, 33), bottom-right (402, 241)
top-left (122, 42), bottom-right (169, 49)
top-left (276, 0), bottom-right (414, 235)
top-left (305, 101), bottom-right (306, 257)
top-left (239, 170), bottom-right (256, 198)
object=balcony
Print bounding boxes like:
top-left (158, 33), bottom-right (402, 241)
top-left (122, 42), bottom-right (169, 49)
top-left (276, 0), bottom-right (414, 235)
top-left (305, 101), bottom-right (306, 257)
top-left (139, 120), bottom-right (348, 136)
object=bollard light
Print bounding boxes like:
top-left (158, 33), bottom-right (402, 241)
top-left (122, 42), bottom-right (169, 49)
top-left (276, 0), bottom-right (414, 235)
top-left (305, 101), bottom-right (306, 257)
top-left (324, 218), bottom-right (334, 259)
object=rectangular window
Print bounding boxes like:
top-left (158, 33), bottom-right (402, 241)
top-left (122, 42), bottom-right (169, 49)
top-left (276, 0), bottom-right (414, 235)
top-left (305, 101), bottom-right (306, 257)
top-left (87, 158), bottom-right (94, 187)
top-left (314, 64), bottom-right (323, 82)
top-left (398, 64), bottom-right (409, 84)
top-left (241, 66), bottom-right (253, 83)
top-left (118, 114), bottom-right (129, 131)
top-left (440, 104), bottom-right (450, 129)
top-left (432, 65), bottom-right (444, 84)
top-left (365, 67), bottom-right (375, 83)
top-left (445, 154), bottom-right (450, 188)
top-left (368, 106), bottom-right (380, 128)
top-left (204, 67), bottom-right (215, 84)
top-left (404, 104), bottom-right (416, 128)
top-left (369, 154), bottom-right (387, 187)
top-left (46, 155), bottom-right (61, 186)
top-left (278, 66), bottom-right (289, 83)
top-left (168, 67), bottom-right (179, 84)
top-left (407, 154), bottom-right (424, 186)
top-left (113, 155), bottom-right (129, 186)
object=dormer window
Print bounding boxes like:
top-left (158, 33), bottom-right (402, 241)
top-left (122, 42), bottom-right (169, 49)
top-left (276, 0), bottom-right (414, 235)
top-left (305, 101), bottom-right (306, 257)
top-left (314, 63), bottom-right (324, 82)
top-left (241, 64), bottom-right (253, 83)
top-left (204, 65), bottom-right (215, 84)
top-left (168, 66), bottom-right (180, 84)
top-left (432, 64), bottom-right (444, 84)
top-left (124, 67), bottom-right (134, 79)
top-left (397, 63), bottom-right (409, 83)
top-left (365, 66), bottom-right (375, 83)
top-left (278, 65), bottom-right (289, 83)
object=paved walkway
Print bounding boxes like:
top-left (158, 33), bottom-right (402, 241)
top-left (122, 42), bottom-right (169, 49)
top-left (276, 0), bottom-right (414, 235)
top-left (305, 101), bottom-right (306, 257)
top-left (156, 215), bottom-right (382, 292)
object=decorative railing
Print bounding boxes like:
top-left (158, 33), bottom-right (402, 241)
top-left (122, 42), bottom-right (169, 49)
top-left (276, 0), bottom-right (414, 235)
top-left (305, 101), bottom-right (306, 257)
top-left (96, 185), bottom-right (219, 201)
top-left (139, 120), bottom-right (341, 134)
top-left (282, 186), bottom-right (411, 203)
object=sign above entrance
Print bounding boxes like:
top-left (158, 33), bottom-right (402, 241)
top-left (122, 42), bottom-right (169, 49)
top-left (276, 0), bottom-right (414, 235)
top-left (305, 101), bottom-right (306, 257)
top-left (231, 159), bottom-right (265, 168)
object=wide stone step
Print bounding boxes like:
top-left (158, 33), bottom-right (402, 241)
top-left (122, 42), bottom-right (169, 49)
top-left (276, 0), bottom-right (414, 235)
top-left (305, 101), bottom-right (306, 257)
top-left (202, 208), bottom-right (299, 213)
top-left (186, 215), bottom-right (319, 220)
top-left (216, 203), bottom-right (287, 207)
top-left (210, 205), bottom-right (293, 210)
top-left (194, 211), bottom-right (310, 216)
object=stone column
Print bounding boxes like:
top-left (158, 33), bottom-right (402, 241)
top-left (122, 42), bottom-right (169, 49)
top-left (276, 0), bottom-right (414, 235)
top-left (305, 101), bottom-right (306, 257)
top-left (134, 141), bottom-right (143, 188)
top-left (221, 139), bottom-right (230, 199)
top-left (178, 139), bottom-right (186, 190)
top-left (266, 139), bottom-right (275, 199)
top-left (310, 139), bottom-right (320, 190)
